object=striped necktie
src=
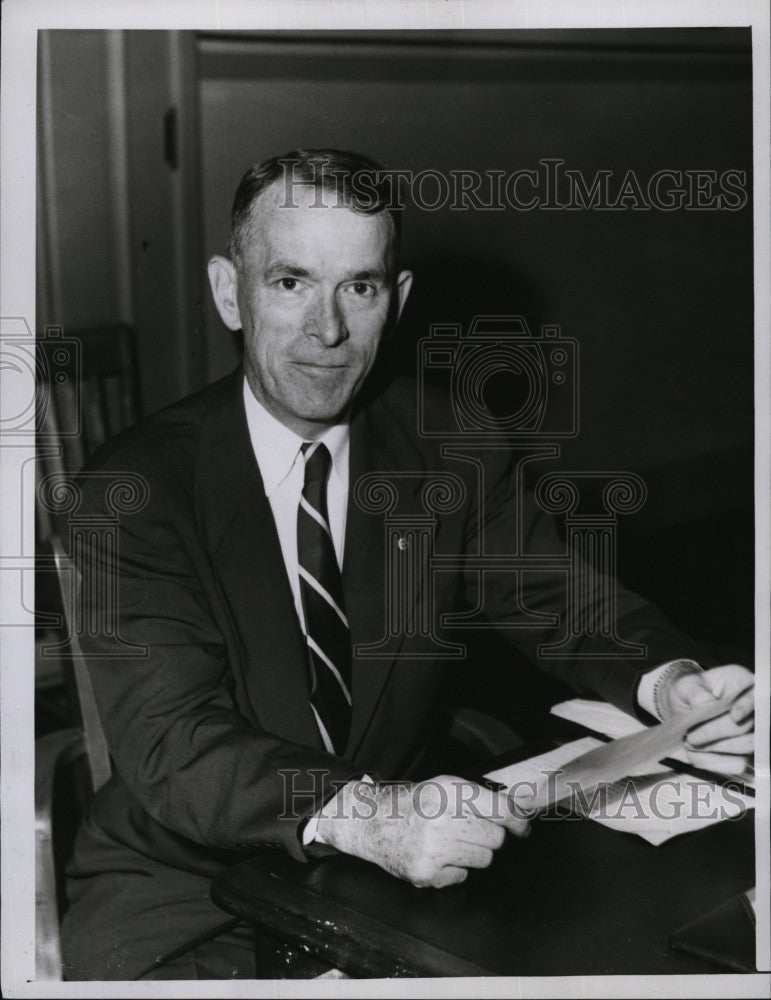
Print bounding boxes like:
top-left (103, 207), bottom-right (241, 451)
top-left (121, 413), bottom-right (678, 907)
top-left (297, 441), bottom-right (352, 755)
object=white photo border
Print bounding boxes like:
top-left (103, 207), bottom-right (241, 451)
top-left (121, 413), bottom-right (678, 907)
top-left (1, 1), bottom-right (768, 997)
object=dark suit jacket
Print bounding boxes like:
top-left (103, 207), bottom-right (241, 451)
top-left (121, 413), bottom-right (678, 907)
top-left (62, 367), bottom-right (715, 974)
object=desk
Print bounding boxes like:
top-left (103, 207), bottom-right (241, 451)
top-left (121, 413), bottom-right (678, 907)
top-left (212, 763), bottom-right (755, 977)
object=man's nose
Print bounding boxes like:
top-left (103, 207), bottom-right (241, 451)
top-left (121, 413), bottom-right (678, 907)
top-left (307, 292), bottom-right (348, 347)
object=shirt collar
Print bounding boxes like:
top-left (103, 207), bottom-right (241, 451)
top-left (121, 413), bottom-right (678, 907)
top-left (243, 376), bottom-right (349, 497)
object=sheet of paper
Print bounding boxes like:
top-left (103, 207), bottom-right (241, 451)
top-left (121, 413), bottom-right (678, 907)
top-left (485, 738), bottom-right (755, 845)
top-left (551, 698), bottom-right (648, 739)
top-left (550, 698), bottom-right (756, 787)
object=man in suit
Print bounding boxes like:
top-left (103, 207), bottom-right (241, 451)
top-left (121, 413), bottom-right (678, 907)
top-left (61, 149), bottom-right (754, 980)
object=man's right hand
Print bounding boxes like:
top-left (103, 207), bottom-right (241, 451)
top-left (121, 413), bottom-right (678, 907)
top-left (314, 774), bottom-right (531, 889)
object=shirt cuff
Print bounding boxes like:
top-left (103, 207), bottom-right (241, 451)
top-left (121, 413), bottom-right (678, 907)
top-left (302, 773), bottom-right (375, 846)
top-left (637, 659), bottom-right (702, 720)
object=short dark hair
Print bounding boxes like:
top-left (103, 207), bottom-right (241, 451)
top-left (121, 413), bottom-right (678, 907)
top-left (228, 148), bottom-right (402, 275)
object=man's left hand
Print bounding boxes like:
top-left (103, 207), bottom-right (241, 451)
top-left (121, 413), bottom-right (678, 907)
top-left (664, 664), bottom-right (754, 775)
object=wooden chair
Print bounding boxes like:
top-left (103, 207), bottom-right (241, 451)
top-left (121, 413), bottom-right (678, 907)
top-left (34, 325), bottom-right (142, 976)
top-left (36, 324), bottom-right (141, 698)
top-left (35, 536), bottom-right (114, 980)
top-left (34, 538), bottom-right (241, 981)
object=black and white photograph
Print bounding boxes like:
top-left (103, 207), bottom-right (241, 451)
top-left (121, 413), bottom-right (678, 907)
top-left (1, 1), bottom-right (769, 996)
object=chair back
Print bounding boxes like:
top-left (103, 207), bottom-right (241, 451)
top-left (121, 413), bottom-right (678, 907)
top-left (49, 534), bottom-right (113, 794)
top-left (34, 536), bottom-right (113, 979)
top-left (34, 326), bottom-right (132, 979)
top-left (37, 324), bottom-right (141, 541)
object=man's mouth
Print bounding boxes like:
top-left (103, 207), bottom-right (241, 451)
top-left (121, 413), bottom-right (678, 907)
top-left (293, 361), bottom-right (350, 370)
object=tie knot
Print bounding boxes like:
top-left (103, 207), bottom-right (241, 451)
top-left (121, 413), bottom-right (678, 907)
top-left (302, 442), bottom-right (331, 485)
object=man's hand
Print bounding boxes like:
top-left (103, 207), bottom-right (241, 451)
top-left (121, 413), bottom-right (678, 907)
top-left (315, 774), bottom-right (530, 888)
top-left (663, 665), bottom-right (754, 775)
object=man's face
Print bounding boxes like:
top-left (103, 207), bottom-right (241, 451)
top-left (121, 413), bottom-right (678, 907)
top-left (210, 180), bottom-right (411, 438)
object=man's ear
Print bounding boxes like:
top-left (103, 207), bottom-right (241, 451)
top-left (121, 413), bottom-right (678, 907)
top-left (394, 269), bottom-right (413, 322)
top-left (207, 256), bottom-right (242, 331)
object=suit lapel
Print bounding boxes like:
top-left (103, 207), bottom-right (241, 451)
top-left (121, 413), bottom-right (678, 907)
top-left (343, 391), bottom-right (430, 757)
top-left (195, 370), bottom-right (323, 749)
top-left (194, 371), bottom-right (440, 759)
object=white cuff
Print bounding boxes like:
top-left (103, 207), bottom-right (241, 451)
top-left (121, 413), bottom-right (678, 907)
top-left (301, 813), bottom-right (322, 846)
top-left (637, 659), bottom-right (702, 720)
top-left (302, 774), bottom-right (374, 846)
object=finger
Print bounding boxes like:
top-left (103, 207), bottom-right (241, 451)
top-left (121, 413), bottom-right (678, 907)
top-left (447, 844), bottom-right (494, 870)
top-left (703, 662), bottom-right (753, 684)
top-left (731, 689), bottom-right (755, 724)
top-left (463, 785), bottom-right (531, 836)
top-left (687, 733), bottom-right (754, 755)
top-left (687, 712), bottom-right (753, 747)
top-left (685, 749), bottom-right (752, 775)
top-left (461, 784), bottom-right (508, 822)
top-left (457, 818), bottom-right (506, 850)
top-left (674, 673), bottom-right (715, 708)
top-left (431, 866), bottom-right (468, 889)
top-left (497, 808), bottom-right (531, 839)
top-left (700, 664), bottom-right (749, 697)
top-left (478, 787), bottom-right (532, 837)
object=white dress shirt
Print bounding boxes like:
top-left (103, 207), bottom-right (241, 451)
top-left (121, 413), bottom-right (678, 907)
top-left (242, 377), bottom-right (349, 633)
top-left (243, 378), bottom-right (356, 844)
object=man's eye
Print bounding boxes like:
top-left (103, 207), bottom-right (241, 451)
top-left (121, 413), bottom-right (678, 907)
top-left (348, 282), bottom-right (375, 297)
top-left (278, 278), bottom-right (299, 291)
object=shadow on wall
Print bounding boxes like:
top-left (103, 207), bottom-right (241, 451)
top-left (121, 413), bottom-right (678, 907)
top-left (385, 254), bottom-right (548, 388)
top-left (385, 255), bottom-right (754, 659)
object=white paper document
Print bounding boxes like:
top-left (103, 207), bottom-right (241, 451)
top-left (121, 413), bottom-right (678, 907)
top-left (550, 697), bottom-right (756, 787)
top-left (485, 737), bottom-right (754, 846)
